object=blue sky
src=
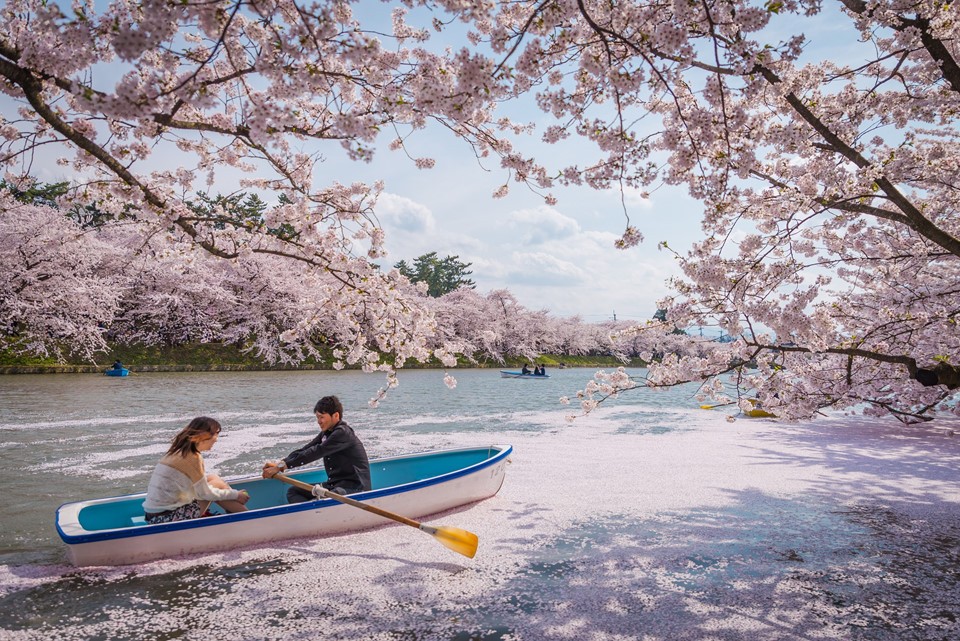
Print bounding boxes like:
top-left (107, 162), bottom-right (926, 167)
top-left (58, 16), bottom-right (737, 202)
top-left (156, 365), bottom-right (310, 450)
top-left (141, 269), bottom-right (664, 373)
top-left (2, 2), bottom-right (860, 324)
top-left (289, 1), bottom-right (709, 322)
top-left (329, 125), bottom-right (702, 321)
top-left (328, 2), bottom-right (858, 322)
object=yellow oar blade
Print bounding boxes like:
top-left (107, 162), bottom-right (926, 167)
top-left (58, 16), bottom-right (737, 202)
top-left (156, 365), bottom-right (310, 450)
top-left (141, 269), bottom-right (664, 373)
top-left (274, 473), bottom-right (480, 558)
top-left (421, 525), bottom-right (479, 559)
top-left (700, 402), bottom-right (734, 410)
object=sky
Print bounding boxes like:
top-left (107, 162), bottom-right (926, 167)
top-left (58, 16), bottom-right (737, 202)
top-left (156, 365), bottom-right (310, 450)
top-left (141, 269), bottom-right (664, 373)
top-left (327, 123), bottom-right (703, 322)
top-left (316, 2), bottom-right (703, 322)
top-left (322, 3), bottom-right (857, 323)
top-left (1, 1), bottom-right (859, 325)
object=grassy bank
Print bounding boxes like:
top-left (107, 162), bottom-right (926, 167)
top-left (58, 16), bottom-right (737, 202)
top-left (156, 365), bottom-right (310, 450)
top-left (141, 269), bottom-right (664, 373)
top-left (0, 342), bottom-right (643, 374)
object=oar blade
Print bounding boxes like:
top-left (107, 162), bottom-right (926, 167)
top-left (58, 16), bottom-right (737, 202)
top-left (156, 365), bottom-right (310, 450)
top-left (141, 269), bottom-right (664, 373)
top-left (275, 473), bottom-right (480, 558)
top-left (429, 526), bottom-right (479, 559)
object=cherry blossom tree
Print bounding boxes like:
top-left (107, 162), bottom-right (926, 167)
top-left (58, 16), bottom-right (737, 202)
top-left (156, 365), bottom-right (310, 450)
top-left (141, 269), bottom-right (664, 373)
top-left (2, 187), bottom-right (447, 378)
top-left (0, 191), bottom-right (125, 361)
top-left (423, 0), bottom-right (958, 422)
top-left (0, 0), bottom-right (474, 376)
top-left (427, 287), bottom-right (618, 362)
top-left (429, 288), bottom-right (551, 361)
top-left (3, 0), bottom-right (958, 421)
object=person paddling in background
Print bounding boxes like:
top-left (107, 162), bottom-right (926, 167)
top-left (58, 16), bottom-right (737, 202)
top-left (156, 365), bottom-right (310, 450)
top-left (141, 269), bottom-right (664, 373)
top-left (262, 395), bottom-right (372, 502)
top-left (142, 417), bottom-right (249, 524)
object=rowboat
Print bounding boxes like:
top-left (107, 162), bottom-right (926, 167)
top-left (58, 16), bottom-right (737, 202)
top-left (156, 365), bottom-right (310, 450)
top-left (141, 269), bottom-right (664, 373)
top-left (700, 399), bottom-right (776, 418)
top-left (744, 407), bottom-right (776, 418)
top-left (104, 367), bottom-right (129, 377)
top-left (500, 370), bottom-right (551, 379)
top-left (56, 444), bottom-right (512, 566)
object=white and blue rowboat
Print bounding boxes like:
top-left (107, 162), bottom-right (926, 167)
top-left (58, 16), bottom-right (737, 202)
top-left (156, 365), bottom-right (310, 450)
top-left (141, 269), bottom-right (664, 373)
top-left (499, 370), bottom-right (551, 379)
top-left (104, 367), bottom-right (130, 377)
top-left (56, 445), bottom-right (512, 566)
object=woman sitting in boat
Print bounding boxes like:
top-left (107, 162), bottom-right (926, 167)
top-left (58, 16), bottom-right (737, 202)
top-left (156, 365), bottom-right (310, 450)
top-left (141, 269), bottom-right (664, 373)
top-left (142, 417), bottom-right (249, 524)
top-left (521, 364), bottom-right (531, 375)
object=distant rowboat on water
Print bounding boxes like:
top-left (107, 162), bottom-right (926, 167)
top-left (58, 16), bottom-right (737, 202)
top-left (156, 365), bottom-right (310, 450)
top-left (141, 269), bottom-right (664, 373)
top-left (103, 367), bottom-right (129, 377)
top-left (500, 370), bottom-right (551, 379)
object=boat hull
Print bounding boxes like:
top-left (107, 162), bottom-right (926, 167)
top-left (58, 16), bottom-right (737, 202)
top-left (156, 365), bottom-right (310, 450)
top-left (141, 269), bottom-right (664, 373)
top-left (57, 445), bottom-right (511, 566)
top-left (104, 368), bottom-right (129, 376)
top-left (499, 370), bottom-right (550, 379)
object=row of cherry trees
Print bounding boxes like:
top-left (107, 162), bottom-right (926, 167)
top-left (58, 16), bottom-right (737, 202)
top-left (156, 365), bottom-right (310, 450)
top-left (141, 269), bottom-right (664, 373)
top-left (1, 189), bottom-right (450, 372)
top-left (441, 0), bottom-right (960, 423)
top-left (2, 0), bottom-right (958, 422)
top-left (1, 187), bottom-right (632, 368)
top-left (428, 287), bottom-right (628, 361)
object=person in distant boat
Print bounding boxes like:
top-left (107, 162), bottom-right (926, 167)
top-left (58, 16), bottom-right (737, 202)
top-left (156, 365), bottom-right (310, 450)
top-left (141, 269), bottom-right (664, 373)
top-left (521, 363), bottom-right (531, 375)
top-left (262, 395), bottom-right (372, 503)
top-left (112, 360), bottom-right (123, 370)
top-left (142, 416), bottom-right (249, 524)
top-left (534, 364), bottom-right (546, 376)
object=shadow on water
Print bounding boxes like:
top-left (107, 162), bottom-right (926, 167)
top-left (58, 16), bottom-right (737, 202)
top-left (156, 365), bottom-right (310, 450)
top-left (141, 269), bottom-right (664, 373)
top-left (744, 421), bottom-right (960, 507)
top-left (362, 492), bottom-right (960, 641)
top-left (1, 492), bottom-right (958, 640)
top-left (0, 558), bottom-right (296, 640)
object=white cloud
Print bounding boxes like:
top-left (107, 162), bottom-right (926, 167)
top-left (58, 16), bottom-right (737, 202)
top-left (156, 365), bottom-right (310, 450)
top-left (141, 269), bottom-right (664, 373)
top-left (506, 252), bottom-right (586, 286)
top-left (621, 186), bottom-right (655, 209)
top-left (375, 192), bottom-right (436, 233)
top-left (463, 210), bottom-right (683, 319)
top-left (507, 206), bottom-right (581, 245)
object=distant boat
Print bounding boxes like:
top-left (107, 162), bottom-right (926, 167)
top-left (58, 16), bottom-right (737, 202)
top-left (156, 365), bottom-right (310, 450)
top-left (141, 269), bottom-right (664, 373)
top-left (742, 398), bottom-right (776, 417)
top-left (500, 370), bottom-right (550, 379)
top-left (700, 399), bottom-right (775, 418)
top-left (56, 444), bottom-right (512, 566)
top-left (104, 367), bottom-right (130, 377)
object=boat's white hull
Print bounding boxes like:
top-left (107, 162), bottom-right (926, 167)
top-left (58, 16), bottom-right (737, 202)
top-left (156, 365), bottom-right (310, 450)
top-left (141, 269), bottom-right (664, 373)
top-left (58, 446), bottom-right (511, 566)
top-left (499, 370), bottom-right (550, 379)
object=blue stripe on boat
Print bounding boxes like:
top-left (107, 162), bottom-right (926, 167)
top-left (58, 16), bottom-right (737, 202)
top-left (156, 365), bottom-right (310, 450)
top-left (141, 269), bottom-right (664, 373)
top-left (56, 445), bottom-right (512, 545)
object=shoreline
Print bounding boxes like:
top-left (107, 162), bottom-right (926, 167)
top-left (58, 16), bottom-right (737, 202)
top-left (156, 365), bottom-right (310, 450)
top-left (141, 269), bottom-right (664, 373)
top-left (0, 339), bottom-right (644, 375)
top-left (0, 358), bottom-right (642, 375)
top-left (0, 363), bottom-right (339, 374)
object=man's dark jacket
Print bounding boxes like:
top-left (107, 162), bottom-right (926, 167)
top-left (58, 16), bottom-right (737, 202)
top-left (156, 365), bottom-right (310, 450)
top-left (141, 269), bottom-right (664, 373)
top-left (282, 421), bottom-right (372, 491)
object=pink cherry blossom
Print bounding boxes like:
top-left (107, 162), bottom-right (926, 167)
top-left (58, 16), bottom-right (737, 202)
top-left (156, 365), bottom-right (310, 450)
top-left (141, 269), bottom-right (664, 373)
top-left (1, 0), bottom-right (957, 422)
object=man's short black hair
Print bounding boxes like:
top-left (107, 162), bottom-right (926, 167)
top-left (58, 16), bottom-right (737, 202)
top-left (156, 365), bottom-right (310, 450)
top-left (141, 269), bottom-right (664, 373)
top-left (314, 395), bottom-right (343, 418)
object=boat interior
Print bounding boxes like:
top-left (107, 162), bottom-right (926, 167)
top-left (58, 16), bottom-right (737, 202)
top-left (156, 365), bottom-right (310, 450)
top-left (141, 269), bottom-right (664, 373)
top-left (72, 447), bottom-right (501, 532)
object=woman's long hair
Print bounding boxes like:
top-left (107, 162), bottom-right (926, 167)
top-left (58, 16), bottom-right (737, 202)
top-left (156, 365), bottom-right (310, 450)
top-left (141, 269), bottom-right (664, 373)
top-left (167, 416), bottom-right (221, 457)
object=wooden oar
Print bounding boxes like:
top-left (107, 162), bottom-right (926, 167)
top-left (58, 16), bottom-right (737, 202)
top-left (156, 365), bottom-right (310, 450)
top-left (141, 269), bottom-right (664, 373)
top-left (273, 473), bottom-right (479, 559)
top-left (700, 402), bottom-right (733, 410)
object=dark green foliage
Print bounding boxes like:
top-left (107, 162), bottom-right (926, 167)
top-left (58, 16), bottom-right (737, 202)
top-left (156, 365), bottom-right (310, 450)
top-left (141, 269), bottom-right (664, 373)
top-left (395, 252), bottom-right (476, 297)
top-left (186, 192), bottom-right (299, 241)
top-left (187, 192), bottom-right (266, 230)
top-left (653, 308), bottom-right (687, 335)
top-left (1, 179), bottom-right (113, 228)
top-left (1, 178), bottom-right (69, 208)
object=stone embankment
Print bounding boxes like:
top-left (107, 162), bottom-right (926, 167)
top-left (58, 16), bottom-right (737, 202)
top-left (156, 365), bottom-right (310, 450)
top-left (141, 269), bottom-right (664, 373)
top-left (0, 363), bottom-right (333, 374)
